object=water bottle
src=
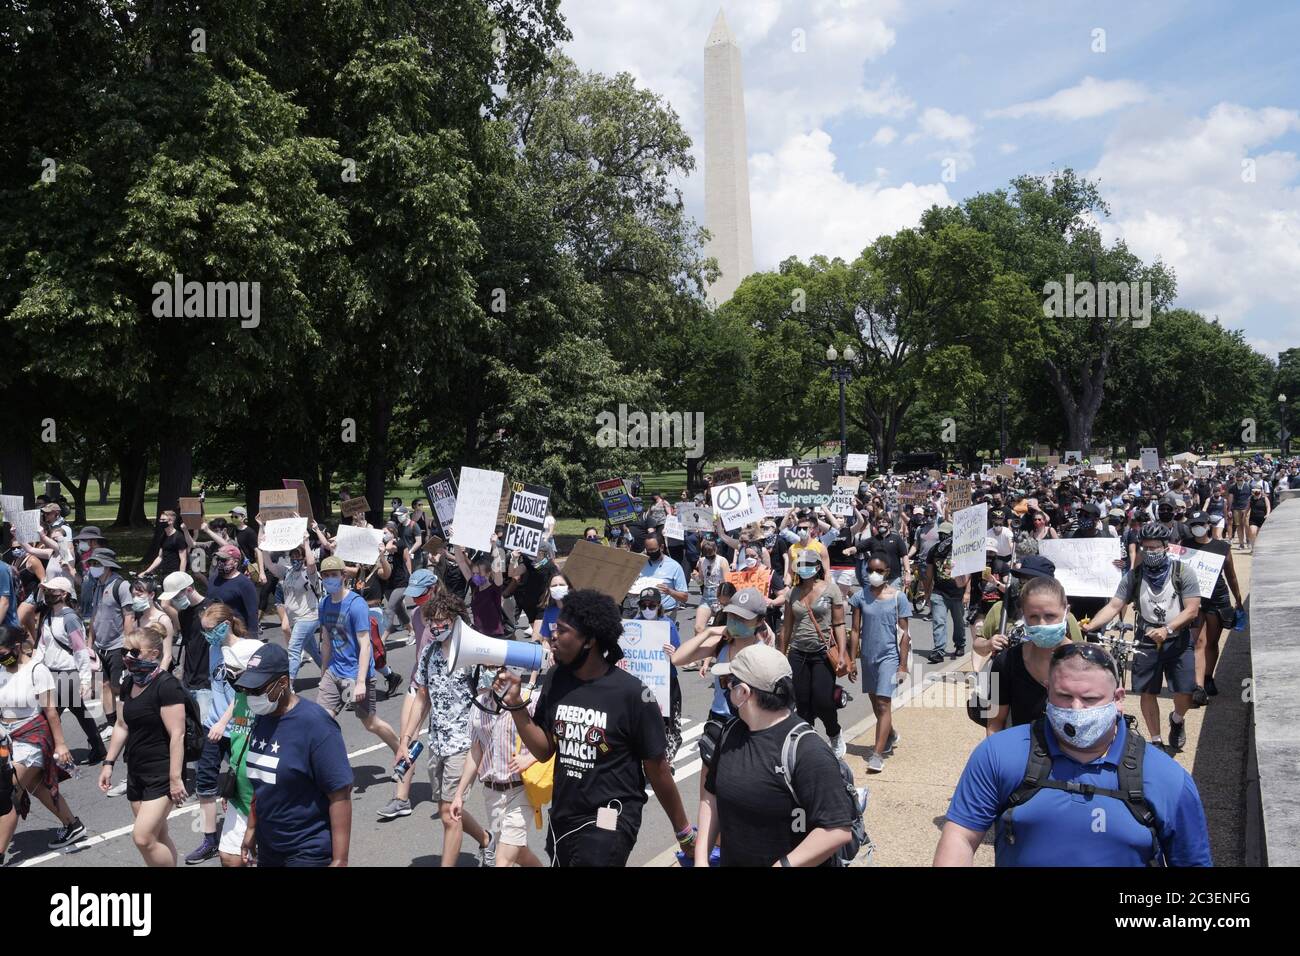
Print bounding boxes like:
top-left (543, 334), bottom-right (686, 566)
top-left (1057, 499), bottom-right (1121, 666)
top-left (391, 740), bottom-right (424, 781)
top-left (57, 757), bottom-right (80, 780)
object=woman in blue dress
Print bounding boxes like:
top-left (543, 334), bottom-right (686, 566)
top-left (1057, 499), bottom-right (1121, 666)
top-left (849, 557), bottom-right (912, 773)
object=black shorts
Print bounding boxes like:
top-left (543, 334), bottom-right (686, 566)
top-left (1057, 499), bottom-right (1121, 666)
top-left (127, 771), bottom-right (171, 802)
top-left (1249, 515), bottom-right (1266, 529)
top-left (1131, 633), bottom-right (1195, 695)
top-left (98, 648), bottom-right (125, 696)
top-left (546, 820), bottom-right (636, 867)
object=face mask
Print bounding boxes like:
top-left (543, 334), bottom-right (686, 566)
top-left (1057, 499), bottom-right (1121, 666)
top-left (76, 541), bottom-right (89, 554)
top-left (798, 530), bottom-right (810, 544)
top-left (585, 536), bottom-right (598, 542)
top-left (171, 592), bottom-right (192, 610)
top-left (322, 576), bottom-right (343, 595)
top-left (726, 618), bottom-right (757, 638)
top-left (744, 557), bottom-right (757, 570)
top-left (867, 571), bottom-right (886, 588)
top-left (203, 622), bottom-right (230, 646)
top-left (89, 566), bottom-right (105, 579)
top-left (1026, 621), bottom-right (1069, 648)
top-left (131, 597), bottom-right (150, 612)
top-left (1077, 516), bottom-right (1095, 529)
top-left (1143, 550), bottom-right (1169, 571)
top-left (125, 652), bottom-right (160, 678)
top-left (1046, 700), bottom-right (1118, 749)
top-left (247, 680), bottom-right (285, 716)
top-left (645, 550), bottom-right (661, 561)
top-left (796, 565), bottom-right (818, 580)
top-left (1190, 525), bottom-right (1208, 537)
top-left (0, 648), bottom-right (17, 667)
top-left (641, 607), bottom-right (659, 620)
top-left (471, 573), bottom-right (488, 588)
top-left (550, 585), bottom-right (569, 602)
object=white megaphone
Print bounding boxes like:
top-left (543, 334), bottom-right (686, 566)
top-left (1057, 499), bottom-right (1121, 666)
top-left (446, 619), bottom-right (545, 673)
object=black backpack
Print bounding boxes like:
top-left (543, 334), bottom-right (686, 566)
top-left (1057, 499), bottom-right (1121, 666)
top-left (998, 716), bottom-right (1163, 866)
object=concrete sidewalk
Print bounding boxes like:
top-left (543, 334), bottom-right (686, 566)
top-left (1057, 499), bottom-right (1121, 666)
top-left (842, 551), bottom-right (1254, 867)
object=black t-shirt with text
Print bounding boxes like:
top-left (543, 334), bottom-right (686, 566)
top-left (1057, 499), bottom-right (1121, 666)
top-left (533, 663), bottom-right (666, 841)
top-left (704, 712), bottom-right (855, 867)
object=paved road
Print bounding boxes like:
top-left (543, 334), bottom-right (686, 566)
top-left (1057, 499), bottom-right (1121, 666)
top-left (11, 584), bottom-right (957, 868)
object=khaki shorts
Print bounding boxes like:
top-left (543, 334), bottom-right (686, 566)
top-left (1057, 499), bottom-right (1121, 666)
top-left (427, 751), bottom-right (468, 803)
top-left (484, 783), bottom-right (534, 848)
top-left (317, 670), bottom-right (377, 718)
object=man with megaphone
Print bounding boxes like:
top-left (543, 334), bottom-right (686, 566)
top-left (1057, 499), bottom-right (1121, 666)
top-left (493, 589), bottom-right (696, 867)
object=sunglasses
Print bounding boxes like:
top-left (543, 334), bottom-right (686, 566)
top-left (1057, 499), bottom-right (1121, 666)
top-left (1051, 642), bottom-right (1119, 681)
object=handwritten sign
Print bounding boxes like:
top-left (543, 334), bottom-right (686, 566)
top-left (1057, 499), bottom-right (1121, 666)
top-left (617, 619), bottom-right (672, 716)
top-left (845, 453), bottom-right (871, 473)
top-left (1140, 448), bottom-right (1160, 472)
top-left (1168, 544), bottom-right (1227, 600)
top-left (422, 469), bottom-right (458, 539)
top-left (263, 517), bottom-right (308, 553)
top-left (13, 509), bottom-right (42, 545)
top-left (714, 482), bottom-right (760, 531)
top-left (712, 466), bottom-right (742, 486)
top-left (1039, 539), bottom-right (1123, 598)
top-left (663, 515), bottom-right (684, 541)
top-left (951, 503), bottom-right (988, 577)
top-left (829, 485), bottom-right (856, 517)
top-left (258, 489), bottom-right (299, 524)
top-left (946, 479), bottom-right (973, 512)
top-left (678, 505), bottom-right (714, 532)
top-left (777, 464), bottom-right (833, 507)
top-left (333, 525), bottom-right (385, 565)
top-left (339, 495), bottom-right (371, 519)
top-left (451, 467), bottom-right (505, 553)
top-left (0, 495), bottom-right (25, 525)
top-left (754, 459), bottom-right (792, 483)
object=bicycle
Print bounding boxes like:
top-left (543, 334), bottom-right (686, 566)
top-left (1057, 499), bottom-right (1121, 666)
top-left (1094, 621), bottom-right (1145, 689)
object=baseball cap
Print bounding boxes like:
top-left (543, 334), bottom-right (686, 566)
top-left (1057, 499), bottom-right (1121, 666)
top-left (638, 587), bottom-right (662, 606)
top-left (221, 640), bottom-right (260, 674)
top-left (40, 502), bottom-right (60, 513)
top-left (1186, 511), bottom-right (1211, 525)
top-left (233, 643), bottom-right (290, 690)
top-left (218, 543), bottom-right (242, 562)
top-left (722, 587), bottom-right (768, 619)
top-left (42, 576), bottom-right (75, 595)
top-left (405, 568), bottom-right (438, 599)
top-left (393, 506), bottom-right (410, 519)
top-left (938, 522), bottom-right (954, 534)
top-left (711, 644), bottom-right (792, 692)
top-left (160, 571), bottom-right (194, 600)
top-left (320, 555), bottom-right (346, 573)
top-left (230, 506), bottom-right (247, 517)
top-left (1014, 555), bottom-right (1057, 579)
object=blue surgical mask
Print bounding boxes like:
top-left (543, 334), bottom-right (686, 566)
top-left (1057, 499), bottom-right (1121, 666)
top-left (1046, 701), bottom-right (1118, 749)
top-left (726, 618), bottom-right (756, 637)
top-left (203, 622), bottom-right (230, 646)
top-left (322, 576), bottom-right (343, 595)
top-left (89, 566), bottom-right (105, 579)
top-left (796, 565), bottom-right (818, 580)
top-left (1026, 621), bottom-right (1068, 648)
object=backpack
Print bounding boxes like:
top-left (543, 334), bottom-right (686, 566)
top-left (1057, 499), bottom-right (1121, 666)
top-left (368, 612), bottom-right (387, 670)
top-left (1123, 562), bottom-right (1196, 632)
top-left (702, 717), bottom-right (874, 867)
top-left (998, 717), bottom-right (1163, 866)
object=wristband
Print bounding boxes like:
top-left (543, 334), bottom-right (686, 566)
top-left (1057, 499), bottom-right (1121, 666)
top-left (779, 855), bottom-right (791, 867)
top-left (676, 824), bottom-right (696, 842)
top-left (104, 759), bottom-right (115, 767)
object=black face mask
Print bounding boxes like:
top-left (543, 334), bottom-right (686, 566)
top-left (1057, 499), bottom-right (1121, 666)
top-left (0, 647), bottom-right (18, 667)
top-left (645, 550), bottom-right (661, 560)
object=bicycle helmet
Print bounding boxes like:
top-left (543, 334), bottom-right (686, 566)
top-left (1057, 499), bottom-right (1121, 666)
top-left (1139, 521), bottom-right (1172, 542)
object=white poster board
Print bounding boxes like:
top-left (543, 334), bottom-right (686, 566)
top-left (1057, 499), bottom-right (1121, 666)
top-left (262, 517), bottom-right (308, 553)
top-left (662, 516), bottom-right (684, 541)
top-left (951, 503), bottom-right (989, 577)
top-left (753, 459), bottom-right (792, 483)
top-left (679, 505), bottom-right (714, 532)
top-left (1140, 448), bottom-right (1160, 472)
top-left (0, 494), bottom-right (25, 525)
top-left (829, 485), bottom-right (856, 517)
top-left (1168, 544), bottom-right (1227, 600)
top-left (450, 467), bottom-right (505, 552)
top-left (714, 482), bottom-right (760, 531)
top-left (1063, 450), bottom-right (1083, 465)
top-left (845, 453), bottom-right (871, 473)
top-left (13, 509), bottom-right (42, 545)
top-left (1093, 463), bottom-right (1113, 476)
top-left (333, 525), bottom-right (385, 565)
top-left (1038, 539), bottom-right (1123, 598)
top-left (617, 619), bottom-right (671, 716)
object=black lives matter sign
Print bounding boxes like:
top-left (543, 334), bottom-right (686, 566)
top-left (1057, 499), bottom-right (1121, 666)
top-left (503, 481), bottom-right (550, 556)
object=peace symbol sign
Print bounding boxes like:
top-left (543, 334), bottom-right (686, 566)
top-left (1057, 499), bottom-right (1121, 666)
top-left (717, 486), bottom-right (742, 511)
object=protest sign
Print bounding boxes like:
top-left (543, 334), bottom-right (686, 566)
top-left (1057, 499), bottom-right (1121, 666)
top-left (951, 503), bottom-right (988, 577)
top-left (777, 463), bottom-right (833, 507)
top-left (179, 497), bottom-right (204, 532)
top-left (503, 481), bottom-right (550, 557)
top-left (596, 478), bottom-right (642, 526)
top-left (663, 516), bottom-right (684, 541)
top-left (897, 483), bottom-right (927, 507)
top-left (835, 475), bottom-right (860, 490)
top-left (258, 489), bottom-right (299, 524)
top-left (617, 619), bottom-right (672, 716)
top-left (333, 525), bottom-right (385, 565)
top-left (829, 485), bottom-right (856, 517)
top-left (1196, 459), bottom-right (1217, 478)
top-left (845, 453), bottom-right (871, 473)
top-left (13, 509), bottom-right (41, 545)
top-left (339, 495), bottom-right (370, 519)
top-left (1168, 544), bottom-right (1227, 600)
top-left (422, 470), bottom-right (458, 539)
top-left (1093, 463), bottom-right (1114, 476)
top-left (679, 505), bottom-right (714, 532)
top-left (712, 466), bottom-right (742, 486)
top-left (753, 459), bottom-right (791, 483)
top-left (263, 517), bottom-right (308, 553)
top-left (282, 479), bottom-right (313, 524)
top-left (990, 465), bottom-right (1015, 480)
top-left (451, 467), bottom-right (505, 553)
top-left (1038, 539), bottom-right (1122, 598)
top-left (928, 470), bottom-right (942, 482)
top-left (946, 479), bottom-right (973, 512)
top-left (563, 539), bottom-right (647, 603)
top-left (715, 482), bottom-right (760, 531)
top-left (1140, 447), bottom-right (1160, 471)
top-left (1063, 450), bottom-right (1083, 465)
top-left (0, 494), bottom-right (24, 525)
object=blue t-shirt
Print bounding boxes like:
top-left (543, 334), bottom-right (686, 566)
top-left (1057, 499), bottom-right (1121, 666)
top-left (247, 698), bottom-right (353, 863)
top-left (0, 562), bottom-right (18, 629)
top-left (946, 719), bottom-right (1212, 866)
top-left (640, 555), bottom-right (688, 611)
top-left (539, 605), bottom-right (560, 641)
top-left (318, 590), bottom-right (374, 680)
top-left (207, 573), bottom-right (259, 630)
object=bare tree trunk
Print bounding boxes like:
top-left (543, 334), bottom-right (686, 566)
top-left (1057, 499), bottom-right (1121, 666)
top-left (114, 445), bottom-right (149, 528)
top-left (365, 394), bottom-right (393, 527)
top-left (0, 435), bottom-right (35, 507)
top-left (147, 438), bottom-right (193, 563)
top-left (95, 469), bottom-right (113, 504)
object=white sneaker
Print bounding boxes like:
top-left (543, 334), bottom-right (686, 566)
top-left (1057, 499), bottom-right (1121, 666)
top-left (106, 781), bottom-right (127, 798)
top-left (830, 734), bottom-right (846, 759)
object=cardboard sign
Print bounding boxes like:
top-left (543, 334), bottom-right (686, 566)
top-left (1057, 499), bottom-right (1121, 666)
top-left (951, 503), bottom-right (989, 577)
top-left (451, 467), bottom-right (505, 553)
top-left (990, 466), bottom-right (1015, 480)
top-left (1038, 539), bottom-right (1123, 598)
top-left (263, 517), bottom-right (308, 553)
top-left (596, 478), bottom-right (642, 526)
top-left (258, 489), bottom-right (299, 524)
top-left (617, 620), bottom-right (672, 717)
top-left (777, 463), bottom-right (833, 507)
top-left (754, 459), bottom-right (792, 483)
top-left (836, 475), bottom-right (861, 490)
top-left (1045, 456), bottom-right (1060, 467)
top-left (845, 453), bottom-right (871, 473)
top-left (897, 483), bottom-right (928, 506)
top-left (946, 479), bottom-right (973, 512)
top-left (1168, 544), bottom-right (1227, 600)
top-left (712, 466), bottom-right (742, 486)
top-left (714, 482), bottom-right (760, 531)
top-left (829, 485), bottom-right (856, 517)
top-left (1140, 448), bottom-right (1160, 472)
top-left (339, 495), bottom-right (370, 519)
top-left (422, 469), bottom-right (458, 539)
top-left (179, 496), bottom-right (204, 531)
top-left (503, 481), bottom-right (550, 557)
top-left (333, 525), bottom-right (385, 565)
top-left (562, 539), bottom-right (648, 603)
top-left (663, 515), bottom-right (684, 541)
top-left (282, 479), bottom-right (313, 524)
top-left (678, 505), bottom-right (714, 532)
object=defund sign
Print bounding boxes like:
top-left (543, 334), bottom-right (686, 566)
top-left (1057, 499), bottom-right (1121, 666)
top-left (503, 481), bottom-right (551, 557)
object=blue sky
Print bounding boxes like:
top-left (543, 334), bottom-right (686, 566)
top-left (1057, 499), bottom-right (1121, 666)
top-left (560, 0), bottom-right (1300, 355)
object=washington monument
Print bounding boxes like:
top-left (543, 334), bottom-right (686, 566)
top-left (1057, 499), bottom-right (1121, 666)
top-left (704, 8), bottom-right (754, 305)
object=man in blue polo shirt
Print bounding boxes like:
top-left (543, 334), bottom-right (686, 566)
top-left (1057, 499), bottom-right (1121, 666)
top-left (934, 642), bottom-right (1211, 867)
top-left (640, 533), bottom-right (688, 615)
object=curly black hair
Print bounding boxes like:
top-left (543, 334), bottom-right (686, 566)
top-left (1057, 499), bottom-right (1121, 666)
top-left (558, 588), bottom-right (625, 664)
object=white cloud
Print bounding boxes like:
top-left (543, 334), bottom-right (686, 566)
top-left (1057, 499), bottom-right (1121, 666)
top-left (871, 125), bottom-right (898, 146)
top-left (988, 76), bottom-right (1149, 121)
top-left (917, 107), bottom-right (976, 145)
top-left (999, 142), bottom-right (1018, 155)
top-left (749, 129), bottom-right (952, 266)
top-left (1091, 103), bottom-right (1300, 349)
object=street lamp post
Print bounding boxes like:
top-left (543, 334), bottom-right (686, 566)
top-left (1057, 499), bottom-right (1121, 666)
top-left (1279, 393), bottom-right (1289, 457)
top-left (827, 345), bottom-right (857, 474)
